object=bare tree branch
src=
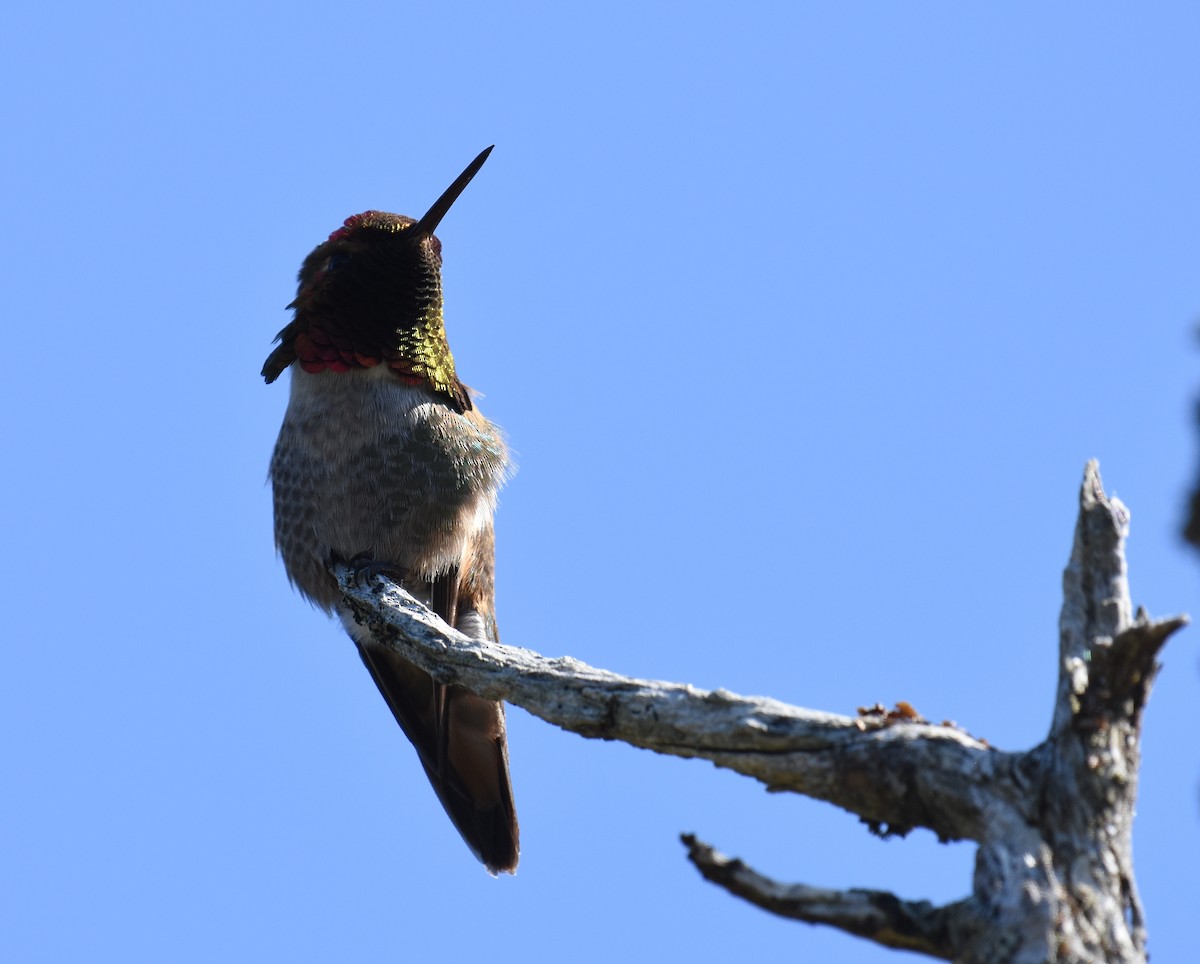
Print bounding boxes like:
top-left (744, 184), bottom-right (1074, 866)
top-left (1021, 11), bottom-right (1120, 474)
top-left (338, 569), bottom-right (1007, 843)
top-left (681, 833), bottom-right (979, 959)
top-left (335, 460), bottom-right (1186, 962)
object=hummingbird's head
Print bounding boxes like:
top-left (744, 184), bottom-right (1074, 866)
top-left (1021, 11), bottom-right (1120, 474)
top-left (262, 146), bottom-right (494, 413)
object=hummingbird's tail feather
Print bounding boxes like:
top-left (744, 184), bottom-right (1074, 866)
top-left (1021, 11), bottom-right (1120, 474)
top-left (355, 641), bottom-right (520, 875)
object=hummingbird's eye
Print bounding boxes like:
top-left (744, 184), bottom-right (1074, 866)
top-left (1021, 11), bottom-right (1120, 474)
top-left (324, 252), bottom-right (348, 272)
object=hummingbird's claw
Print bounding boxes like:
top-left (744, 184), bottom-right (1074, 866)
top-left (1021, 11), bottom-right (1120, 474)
top-left (330, 550), bottom-right (410, 592)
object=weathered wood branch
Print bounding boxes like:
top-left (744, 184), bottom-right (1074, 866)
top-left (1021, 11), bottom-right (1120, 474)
top-left (681, 833), bottom-right (978, 958)
top-left (335, 460), bottom-right (1186, 963)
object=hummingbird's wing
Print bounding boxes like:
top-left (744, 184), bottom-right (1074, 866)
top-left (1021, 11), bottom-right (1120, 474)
top-left (353, 552), bottom-right (519, 875)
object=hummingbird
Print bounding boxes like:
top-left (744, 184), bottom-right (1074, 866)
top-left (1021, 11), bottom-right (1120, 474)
top-left (262, 146), bottom-right (518, 874)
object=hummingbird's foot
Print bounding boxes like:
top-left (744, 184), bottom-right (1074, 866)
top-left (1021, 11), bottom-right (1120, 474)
top-left (329, 550), bottom-right (410, 591)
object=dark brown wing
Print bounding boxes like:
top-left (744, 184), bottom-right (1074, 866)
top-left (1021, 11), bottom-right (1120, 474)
top-left (355, 564), bottom-right (519, 874)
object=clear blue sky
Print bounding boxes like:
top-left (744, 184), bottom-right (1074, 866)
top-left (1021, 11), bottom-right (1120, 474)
top-left (3, 4), bottom-right (1196, 962)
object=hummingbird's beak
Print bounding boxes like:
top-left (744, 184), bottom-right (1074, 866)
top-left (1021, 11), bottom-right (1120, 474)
top-left (409, 145), bottom-right (494, 241)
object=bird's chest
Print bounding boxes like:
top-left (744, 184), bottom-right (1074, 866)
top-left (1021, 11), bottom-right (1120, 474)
top-left (271, 369), bottom-right (507, 599)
